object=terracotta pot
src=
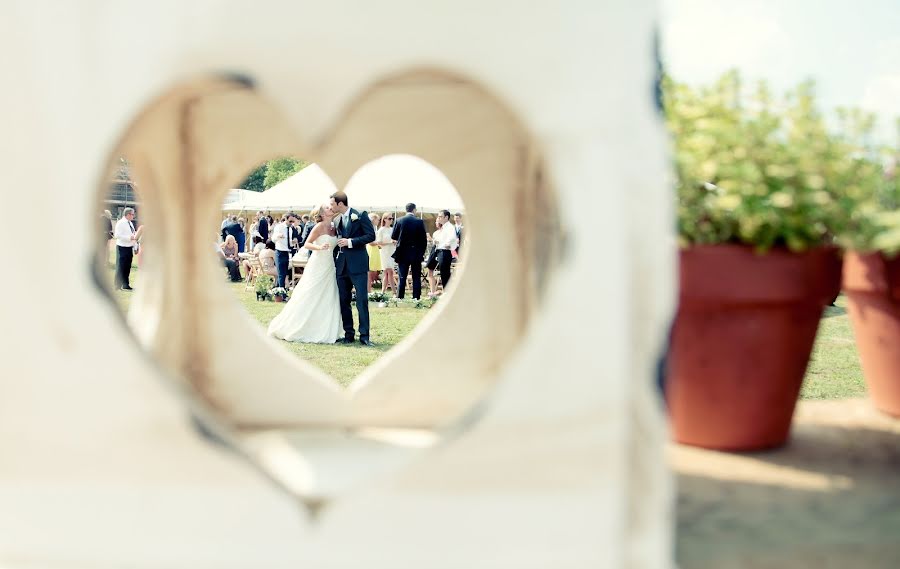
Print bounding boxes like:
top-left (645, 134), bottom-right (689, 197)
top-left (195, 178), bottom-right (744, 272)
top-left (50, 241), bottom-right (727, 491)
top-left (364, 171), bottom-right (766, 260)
top-left (667, 245), bottom-right (842, 451)
top-left (842, 252), bottom-right (900, 417)
top-left (274, 295), bottom-right (284, 303)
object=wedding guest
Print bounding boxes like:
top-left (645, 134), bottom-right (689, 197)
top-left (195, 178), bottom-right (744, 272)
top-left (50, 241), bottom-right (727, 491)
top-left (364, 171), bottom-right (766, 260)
top-left (253, 234), bottom-right (266, 254)
top-left (366, 212), bottom-right (382, 292)
top-left (249, 218), bottom-right (260, 243)
top-left (272, 215), bottom-right (291, 288)
top-left (220, 234), bottom-right (238, 260)
top-left (425, 219), bottom-right (441, 298)
top-left (376, 212), bottom-right (399, 296)
top-left (221, 215), bottom-right (245, 252)
top-left (432, 209), bottom-right (458, 291)
top-left (299, 214), bottom-right (314, 244)
top-left (134, 224), bottom-right (145, 268)
top-left (113, 207), bottom-right (137, 290)
top-left (296, 214), bottom-right (314, 259)
top-left (453, 212), bottom-right (464, 256)
top-left (220, 235), bottom-right (242, 282)
top-left (391, 203), bottom-right (427, 300)
top-left (100, 210), bottom-right (114, 268)
top-left (258, 240), bottom-right (278, 280)
top-left (287, 213), bottom-right (301, 258)
top-left (237, 217), bottom-right (247, 252)
top-left (257, 210), bottom-right (269, 241)
top-left (101, 210), bottom-right (113, 240)
top-left (240, 235), bottom-right (266, 280)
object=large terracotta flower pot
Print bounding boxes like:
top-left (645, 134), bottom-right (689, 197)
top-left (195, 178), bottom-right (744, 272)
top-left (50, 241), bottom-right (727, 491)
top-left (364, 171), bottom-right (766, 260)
top-left (667, 245), bottom-right (842, 451)
top-left (842, 252), bottom-right (900, 417)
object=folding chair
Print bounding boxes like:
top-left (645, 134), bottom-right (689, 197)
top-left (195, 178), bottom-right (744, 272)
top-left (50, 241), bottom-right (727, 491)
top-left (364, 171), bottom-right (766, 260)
top-left (245, 257), bottom-right (263, 291)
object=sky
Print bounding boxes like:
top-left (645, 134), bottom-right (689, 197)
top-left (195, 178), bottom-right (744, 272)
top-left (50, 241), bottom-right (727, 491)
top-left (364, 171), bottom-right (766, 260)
top-left (660, 0), bottom-right (900, 140)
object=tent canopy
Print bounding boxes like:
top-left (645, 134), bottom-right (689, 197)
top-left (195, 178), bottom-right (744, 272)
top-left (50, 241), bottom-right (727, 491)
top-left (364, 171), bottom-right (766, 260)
top-left (222, 163), bottom-right (337, 212)
top-left (223, 155), bottom-right (464, 215)
top-left (344, 154), bottom-right (464, 214)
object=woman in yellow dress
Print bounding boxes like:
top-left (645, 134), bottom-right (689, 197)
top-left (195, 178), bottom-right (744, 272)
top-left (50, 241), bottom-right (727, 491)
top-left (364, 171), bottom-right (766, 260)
top-left (366, 212), bottom-right (382, 292)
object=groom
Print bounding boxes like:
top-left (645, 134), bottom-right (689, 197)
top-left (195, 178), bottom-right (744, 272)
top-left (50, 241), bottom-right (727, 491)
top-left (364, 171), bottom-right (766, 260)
top-left (330, 191), bottom-right (377, 346)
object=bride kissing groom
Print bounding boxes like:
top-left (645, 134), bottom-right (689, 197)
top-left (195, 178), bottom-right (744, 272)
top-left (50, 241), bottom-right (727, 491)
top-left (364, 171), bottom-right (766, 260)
top-left (267, 191), bottom-right (377, 346)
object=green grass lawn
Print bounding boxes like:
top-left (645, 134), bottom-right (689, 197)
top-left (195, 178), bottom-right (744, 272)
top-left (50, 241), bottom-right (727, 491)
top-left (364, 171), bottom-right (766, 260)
top-left (229, 281), bottom-right (428, 386)
top-left (801, 294), bottom-right (867, 399)
top-left (108, 262), bottom-right (866, 396)
top-left (108, 263), bottom-right (429, 386)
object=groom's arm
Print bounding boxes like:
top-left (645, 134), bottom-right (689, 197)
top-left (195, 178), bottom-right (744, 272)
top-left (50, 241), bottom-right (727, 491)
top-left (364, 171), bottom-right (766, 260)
top-left (351, 212), bottom-right (376, 248)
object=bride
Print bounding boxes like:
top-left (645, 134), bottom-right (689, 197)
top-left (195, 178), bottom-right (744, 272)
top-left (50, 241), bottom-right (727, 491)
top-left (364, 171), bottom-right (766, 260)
top-left (267, 203), bottom-right (342, 343)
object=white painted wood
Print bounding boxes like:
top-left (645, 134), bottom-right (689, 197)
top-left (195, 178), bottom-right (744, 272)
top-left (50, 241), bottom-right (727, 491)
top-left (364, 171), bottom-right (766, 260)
top-left (0, 1), bottom-right (674, 567)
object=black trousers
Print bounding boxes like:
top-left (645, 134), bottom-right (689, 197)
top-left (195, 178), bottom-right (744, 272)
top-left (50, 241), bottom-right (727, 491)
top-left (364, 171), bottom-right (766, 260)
top-left (396, 259), bottom-right (422, 299)
top-left (438, 249), bottom-right (452, 288)
top-left (224, 258), bottom-right (242, 281)
top-left (337, 271), bottom-right (370, 341)
top-left (115, 245), bottom-right (133, 288)
top-left (275, 250), bottom-right (290, 288)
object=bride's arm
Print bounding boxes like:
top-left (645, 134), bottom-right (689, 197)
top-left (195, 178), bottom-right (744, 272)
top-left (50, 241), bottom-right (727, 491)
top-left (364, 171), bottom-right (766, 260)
top-left (303, 224), bottom-right (330, 251)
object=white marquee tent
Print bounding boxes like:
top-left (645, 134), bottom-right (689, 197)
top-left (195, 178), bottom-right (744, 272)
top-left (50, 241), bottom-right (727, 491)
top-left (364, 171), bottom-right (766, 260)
top-left (344, 154), bottom-right (464, 214)
top-left (222, 163), bottom-right (338, 212)
top-left (222, 155), bottom-right (464, 214)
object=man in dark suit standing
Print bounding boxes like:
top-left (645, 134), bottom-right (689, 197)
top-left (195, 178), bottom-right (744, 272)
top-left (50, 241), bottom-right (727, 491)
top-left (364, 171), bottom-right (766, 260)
top-left (256, 210), bottom-right (269, 242)
top-left (391, 202), bottom-right (427, 300)
top-left (286, 213), bottom-right (301, 257)
top-left (221, 215), bottom-right (245, 251)
top-left (330, 191), bottom-right (377, 346)
top-left (299, 214), bottom-right (314, 244)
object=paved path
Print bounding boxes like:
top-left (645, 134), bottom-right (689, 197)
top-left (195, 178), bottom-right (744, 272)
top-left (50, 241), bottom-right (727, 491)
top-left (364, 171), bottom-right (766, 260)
top-left (673, 398), bottom-right (900, 568)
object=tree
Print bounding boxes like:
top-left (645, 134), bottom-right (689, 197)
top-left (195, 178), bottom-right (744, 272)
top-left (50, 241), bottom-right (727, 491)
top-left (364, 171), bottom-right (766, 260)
top-left (263, 157), bottom-right (308, 189)
top-left (240, 164), bottom-right (267, 192)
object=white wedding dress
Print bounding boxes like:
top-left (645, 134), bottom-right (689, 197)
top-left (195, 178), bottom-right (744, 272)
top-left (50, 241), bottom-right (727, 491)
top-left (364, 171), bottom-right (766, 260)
top-left (267, 234), bottom-right (342, 343)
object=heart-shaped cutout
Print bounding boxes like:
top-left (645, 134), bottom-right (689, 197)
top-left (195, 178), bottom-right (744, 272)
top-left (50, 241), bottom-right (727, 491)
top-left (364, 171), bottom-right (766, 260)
top-left (95, 69), bottom-right (556, 503)
top-left (215, 155), bottom-right (465, 388)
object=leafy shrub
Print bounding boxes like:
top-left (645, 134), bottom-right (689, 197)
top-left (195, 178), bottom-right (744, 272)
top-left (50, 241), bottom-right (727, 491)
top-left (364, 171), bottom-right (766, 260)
top-left (664, 71), bottom-right (898, 253)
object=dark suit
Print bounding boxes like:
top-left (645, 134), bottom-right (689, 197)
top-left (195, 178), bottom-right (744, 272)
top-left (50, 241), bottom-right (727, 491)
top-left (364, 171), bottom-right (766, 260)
top-left (287, 224), bottom-right (300, 256)
top-left (299, 221), bottom-right (314, 248)
top-left (221, 221), bottom-right (245, 252)
top-left (391, 213), bottom-right (427, 299)
top-left (334, 209), bottom-right (376, 341)
top-left (257, 217), bottom-right (269, 241)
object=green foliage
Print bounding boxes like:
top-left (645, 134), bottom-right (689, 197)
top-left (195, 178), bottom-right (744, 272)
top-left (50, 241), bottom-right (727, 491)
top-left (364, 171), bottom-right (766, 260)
top-left (263, 157), bottom-right (308, 189)
top-left (269, 286), bottom-right (288, 300)
top-left (240, 164), bottom-right (267, 192)
top-left (255, 275), bottom-right (274, 296)
top-left (368, 291), bottom-right (390, 303)
top-left (664, 71), bottom-right (898, 253)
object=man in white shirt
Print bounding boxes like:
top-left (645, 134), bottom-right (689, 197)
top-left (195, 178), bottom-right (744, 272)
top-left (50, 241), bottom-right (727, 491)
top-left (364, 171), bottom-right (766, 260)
top-left (113, 207), bottom-right (137, 290)
top-left (271, 216), bottom-right (291, 288)
top-left (433, 209), bottom-right (458, 290)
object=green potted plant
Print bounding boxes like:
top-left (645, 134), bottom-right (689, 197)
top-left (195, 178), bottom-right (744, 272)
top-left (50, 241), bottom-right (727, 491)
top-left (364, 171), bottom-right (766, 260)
top-left (664, 72), bottom-right (848, 450)
top-left (368, 291), bottom-right (390, 306)
top-left (255, 275), bottom-right (274, 301)
top-left (269, 287), bottom-right (288, 303)
top-left (836, 115), bottom-right (900, 416)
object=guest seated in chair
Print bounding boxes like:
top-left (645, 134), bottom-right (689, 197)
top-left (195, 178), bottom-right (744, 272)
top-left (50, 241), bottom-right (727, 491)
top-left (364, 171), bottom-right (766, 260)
top-left (240, 235), bottom-right (266, 280)
top-left (219, 235), bottom-right (242, 282)
top-left (258, 240), bottom-right (278, 280)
